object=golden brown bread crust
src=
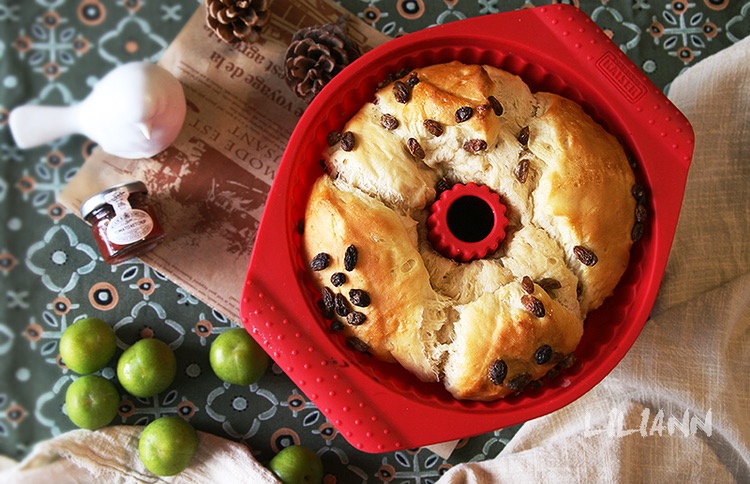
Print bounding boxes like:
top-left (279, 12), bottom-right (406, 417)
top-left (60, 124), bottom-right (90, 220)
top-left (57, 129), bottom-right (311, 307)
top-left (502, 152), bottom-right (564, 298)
top-left (302, 61), bottom-right (637, 401)
top-left (444, 283), bottom-right (583, 400)
top-left (529, 92), bottom-right (636, 313)
top-left (302, 177), bottom-right (447, 382)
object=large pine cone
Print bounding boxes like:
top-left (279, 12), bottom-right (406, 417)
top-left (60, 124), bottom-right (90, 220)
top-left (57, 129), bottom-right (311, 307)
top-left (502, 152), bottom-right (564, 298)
top-left (206, 0), bottom-right (270, 44)
top-left (284, 21), bottom-right (361, 102)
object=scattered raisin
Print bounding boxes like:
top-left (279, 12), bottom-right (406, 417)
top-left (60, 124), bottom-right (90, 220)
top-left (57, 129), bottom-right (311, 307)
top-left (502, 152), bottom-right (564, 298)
top-left (349, 289), bottom-right (371, 307)
top-left (296, 219), bottom-right (305, 235)
top-left (436, 178), bottom-right (451, 194)
top-left (463, 139), bottom-right (487, 153)
top-left (340, 131), bottom-right (355, 151)
top-left (506, 373), bottom-right (532, 392)
top-left (573, 245), bottom-right (598, 266)
top-left (488, 96), bottom-right (504, 116)
top-left (344, 245), bottom-right (358, 271)
top-left (330, 320), bottom-right (344, 331)
top-left (538, 278), bottom-right (562, 292)
top-left (380, 113), bottom-right (399, 130)
top-left (346, 336), bottom-right (370, 354)
top-left (347, 311), bottom-right (367, 326)
top-left (629, 159), bottom-right (638, 172)
top-left (423, 119), bottom-right (444, 137)
top-left (515, 159), bottom-right (530, 184)
top-left (526, 380), bottom-right (544, 390)
top-left (517, 126), bottom-right (530, 145)
top-left (395, 67), bottom-right (411, 79)
top-left (488, 359), bottom-right (508, 385)
top-left (334, 293), bottom-right (350, 317)
top-left (527, 379), bottom-right (543, 391)
top-left (560, 353), bottom-right (577, 368)
top-left (406, 71), bottom-right (419, 87)
top-left (632, 184), bottom-right (646, 201)
top-left (522, 294), bottom-right (546, 318)
top-left (330, 272), bottom-right (346, 287)
top-left (377, 67), bottom-right (410, 89)
top-left (534, 345), bottom-right (553, 365)
top-left (632, 222), bottom-right (644, 242)
top-left (545, 366), bottom-right (560, 380)
top-left (407, 138), bottom-right (425, 160)
top-left (393, 80), bottom-right (411, 104)
top-left (310, 253), bottom-right (331, 271)
top-left (521, 276), bottom-right (534, 294)
top-left (316, 298), bottom-right (333, 319)
top-left (635, 203), bottom-right (648, 223)
top-left (326, 130), bottom-right (341, 146)
top-left (321, 286), bottom-right (335, 313)
top-left (455, 106), bottom-right (473, 123)
top-left (539, 277), bottom-right (561, 289)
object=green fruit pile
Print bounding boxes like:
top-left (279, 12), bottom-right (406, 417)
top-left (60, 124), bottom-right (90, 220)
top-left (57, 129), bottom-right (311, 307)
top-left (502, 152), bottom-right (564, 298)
top-left (61, 318), bottom-right (120, 430)
top-left (60, 317), bottom-right (196, 476)
top-left (59, 319), bottom-right (316, 479)
top-left (61, 317), bottom-right (179, 430)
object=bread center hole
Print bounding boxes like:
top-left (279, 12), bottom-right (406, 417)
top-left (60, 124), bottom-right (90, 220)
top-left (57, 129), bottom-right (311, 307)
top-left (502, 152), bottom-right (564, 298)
top-left (446, 195), bottom-right (495, 243)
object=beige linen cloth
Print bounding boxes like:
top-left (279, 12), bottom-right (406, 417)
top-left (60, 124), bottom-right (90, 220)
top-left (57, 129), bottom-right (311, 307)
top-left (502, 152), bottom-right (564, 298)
top-left (438, 36), bottom-right (750, 483)
top-left (0, 426), bottom-right (278, 483)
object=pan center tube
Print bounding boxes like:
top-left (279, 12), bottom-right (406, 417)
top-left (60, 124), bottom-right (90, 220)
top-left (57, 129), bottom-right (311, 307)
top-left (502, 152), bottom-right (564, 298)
top-left (427, 183), bottom-right (508, 262)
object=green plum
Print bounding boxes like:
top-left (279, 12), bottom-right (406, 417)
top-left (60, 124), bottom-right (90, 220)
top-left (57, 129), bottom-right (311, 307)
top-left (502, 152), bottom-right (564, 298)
top-left (268, 445), bottom-right (324, 484)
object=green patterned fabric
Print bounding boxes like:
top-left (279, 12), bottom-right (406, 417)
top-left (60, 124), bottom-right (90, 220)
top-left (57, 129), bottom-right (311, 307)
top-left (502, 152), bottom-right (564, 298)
top-left (0, 0), bottom-right (747, 480)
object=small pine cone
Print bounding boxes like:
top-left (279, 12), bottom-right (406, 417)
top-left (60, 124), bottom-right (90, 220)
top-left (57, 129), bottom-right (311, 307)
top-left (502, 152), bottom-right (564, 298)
top-left (206, 0), bottom-right (270, 44)
top-left (284, 20), bottom-right (361, 102)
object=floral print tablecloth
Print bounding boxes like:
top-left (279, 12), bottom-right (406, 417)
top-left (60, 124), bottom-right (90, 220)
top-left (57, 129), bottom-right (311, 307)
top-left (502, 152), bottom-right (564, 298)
top-left (0, 0), bottom-right (747, 481)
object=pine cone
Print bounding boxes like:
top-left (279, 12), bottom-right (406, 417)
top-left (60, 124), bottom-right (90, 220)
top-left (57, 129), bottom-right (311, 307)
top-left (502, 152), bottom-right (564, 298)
top-left (284, 20), bottom-right (361, 102)
top-left (205, 0), bottom-right (270, 44)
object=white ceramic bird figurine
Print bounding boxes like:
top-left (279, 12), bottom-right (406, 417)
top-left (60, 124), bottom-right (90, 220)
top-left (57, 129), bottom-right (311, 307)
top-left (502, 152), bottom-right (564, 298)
top-left (9, 62), bottom-right (186, 159)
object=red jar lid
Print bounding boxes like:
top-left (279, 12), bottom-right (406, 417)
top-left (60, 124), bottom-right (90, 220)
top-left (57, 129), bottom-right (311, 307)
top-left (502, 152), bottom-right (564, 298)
top-left (427, 182), bottom-right (508, 262)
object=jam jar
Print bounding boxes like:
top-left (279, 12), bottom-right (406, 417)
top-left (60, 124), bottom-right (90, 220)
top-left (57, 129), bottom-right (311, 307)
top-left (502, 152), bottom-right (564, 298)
top-left (80, 181), bottom-right (166, 265)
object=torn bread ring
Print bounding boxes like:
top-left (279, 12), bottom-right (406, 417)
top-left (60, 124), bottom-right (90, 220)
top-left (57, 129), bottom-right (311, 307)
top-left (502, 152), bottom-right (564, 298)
top-left (302, 61), bottom-right (638, 401)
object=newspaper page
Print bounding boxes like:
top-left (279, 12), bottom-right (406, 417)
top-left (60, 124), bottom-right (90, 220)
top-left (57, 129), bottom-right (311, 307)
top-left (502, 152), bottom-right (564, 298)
top-left (59, 0), bottom-right (390, 323)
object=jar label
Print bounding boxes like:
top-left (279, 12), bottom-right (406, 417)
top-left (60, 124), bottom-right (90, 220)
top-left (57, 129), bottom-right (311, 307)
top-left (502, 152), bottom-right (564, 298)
top-left (104, 186), bottom-right (134, 214)
top-left (106, 209), bottom-right (154, 245)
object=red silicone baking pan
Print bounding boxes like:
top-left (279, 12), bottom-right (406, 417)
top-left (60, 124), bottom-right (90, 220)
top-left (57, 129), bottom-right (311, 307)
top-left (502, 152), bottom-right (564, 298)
top-left (241, 4), bottom-right (694, 452)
